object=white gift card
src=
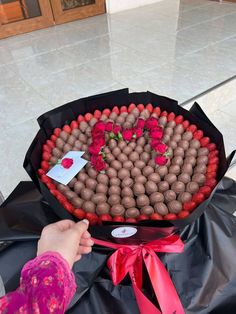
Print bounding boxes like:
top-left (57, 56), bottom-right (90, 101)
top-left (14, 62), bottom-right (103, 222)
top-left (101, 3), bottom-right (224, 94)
top-left (46, 151), bottom-right (88, 185)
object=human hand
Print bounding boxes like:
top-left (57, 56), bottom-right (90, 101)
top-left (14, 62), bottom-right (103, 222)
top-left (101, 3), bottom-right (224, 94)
top-left (37, 219), bottom-right (93, 268)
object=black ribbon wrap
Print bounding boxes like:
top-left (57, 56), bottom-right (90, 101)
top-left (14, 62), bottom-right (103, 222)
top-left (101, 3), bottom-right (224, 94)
top-left (0, 178), bottom-right (236, 313)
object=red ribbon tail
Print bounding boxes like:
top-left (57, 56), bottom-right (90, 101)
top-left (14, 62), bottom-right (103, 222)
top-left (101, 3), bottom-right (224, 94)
top-left (144, 249), bottom-right (185, 314)
top-left (132, 278), bottom-right (162, 314)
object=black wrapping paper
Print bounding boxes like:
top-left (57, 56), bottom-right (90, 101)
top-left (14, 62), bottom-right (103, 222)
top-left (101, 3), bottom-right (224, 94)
top-left (23, 89), bottom-right (235, 234)
top-left (1, 89), bottom-right (236, 313)
top-left (0, 177), bottom-right (236, 313)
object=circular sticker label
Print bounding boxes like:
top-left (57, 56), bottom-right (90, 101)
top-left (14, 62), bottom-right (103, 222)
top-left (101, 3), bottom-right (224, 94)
top-left (111, 226), bottom-right (137, 238)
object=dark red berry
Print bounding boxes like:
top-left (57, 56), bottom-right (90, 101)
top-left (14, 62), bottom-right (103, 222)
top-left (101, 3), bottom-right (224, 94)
top-left (74, 208), bottom-right (86, 220)
top-left (86, 213), bottom-right (98, 226)
top-left (163, 213), bottom-right (177, 220)
top-left (193, 130), bottom-right (204, 140)
top-left (178, 211), bottom-right (190, 219)
top-left (199, 186), bottom-right (212, 197)
top-left (62, 125), bottom-right (71, 133)
top-left (42, 152), bottom-right (51, 161)
top-left (167, 112), bottom-right (175, 121)
top-left (137, 214), bottom-right (149, 221)
top-left (175, 115), bottom-right (184, 124)
top-left (113, 215), bottom-right (125, 223)
top-left (41, 161), bottom-right (50, 171)
top-left (70, 120), bottom-right (79, 129)
top-left (161, 110), bottom-right (168, 117)
top-left (192, 193), bottom-right (205, 205)
top-left (182, 120), bottom-right (190, 129)
top-left (200, 137), bottom-right (210, 147)
top-left (187, 124), bottom-right (197, 133)
top-left (54, 128), bottom-right (61, 136)
top-left (150, 213), bottom-right (163, 220)
top-left (183, 201), bottom-right (196, 212)
top-left (207, 143), bottom-right (216, 151)
top-left (46, 140), bottom-right (55, 149)
top-left (146, 103), bottom-right (153, 113)
top-left (126, 218), bottom-right (137, 223)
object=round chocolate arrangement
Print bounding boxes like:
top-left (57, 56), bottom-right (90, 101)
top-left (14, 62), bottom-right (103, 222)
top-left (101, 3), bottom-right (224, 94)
top-left (39, 103), bottom-right (219, 225)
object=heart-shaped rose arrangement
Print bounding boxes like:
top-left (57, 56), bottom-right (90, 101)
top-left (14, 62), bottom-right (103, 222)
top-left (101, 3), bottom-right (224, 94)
top-left (38, 103), bottom-right (219, 225)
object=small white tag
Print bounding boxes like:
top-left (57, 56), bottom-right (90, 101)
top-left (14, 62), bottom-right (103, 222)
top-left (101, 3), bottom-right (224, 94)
top-left (46, 151), bottom-right (88, 185)
top-left (111, 227), bottom-right (137, 238)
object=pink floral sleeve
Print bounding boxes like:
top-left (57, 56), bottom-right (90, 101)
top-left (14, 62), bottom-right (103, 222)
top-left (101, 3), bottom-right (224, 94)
top-left (0, 251), bottom-right (76, 314)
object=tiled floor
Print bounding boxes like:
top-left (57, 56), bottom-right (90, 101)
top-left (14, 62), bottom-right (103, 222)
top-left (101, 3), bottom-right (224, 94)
top-left (0, 0), bottom-right (236, 198)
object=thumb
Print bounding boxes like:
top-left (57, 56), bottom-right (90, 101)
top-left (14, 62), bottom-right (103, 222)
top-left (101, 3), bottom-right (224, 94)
top-left (73, 219), bottom-right (89, 238)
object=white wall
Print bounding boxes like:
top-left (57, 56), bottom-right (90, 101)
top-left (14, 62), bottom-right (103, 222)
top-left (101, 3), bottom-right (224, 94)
top-left (106, 0), bottom-right (164, 13)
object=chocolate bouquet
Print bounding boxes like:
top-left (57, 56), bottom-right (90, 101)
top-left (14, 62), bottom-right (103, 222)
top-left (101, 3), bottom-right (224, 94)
top-left (25, 89), bottom-right (230, 227)
top-left (20, 89), bottom-right (236, 314)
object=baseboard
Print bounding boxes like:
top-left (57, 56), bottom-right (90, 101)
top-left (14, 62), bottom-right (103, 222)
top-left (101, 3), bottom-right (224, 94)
top-left (105, 0), bottom-right (164, 13)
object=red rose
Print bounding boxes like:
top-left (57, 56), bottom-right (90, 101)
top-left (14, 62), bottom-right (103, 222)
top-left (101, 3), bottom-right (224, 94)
top-left (122, 129), bottom-right (133, 141)
top-left (150, 128), bottom-right (163, 139)
top-left (61, 158), bottom-right (74, 169)
top-left (91, 128), bottom-right (103, 139)
top-left (94, 121), bottom-right (106, 132)
top-left (150, 138), bottom-right (160, 148)
top-left (146, 117), bottom-right (158, 129)
top-left (90, 154), bottom-right (98, 164)
top-left (89, 136), bottom-right (105, 155)
top-left (153, 142), bottom-right (167, 154)
top-left (96, 136), bottom-right (105, 147)
top-left (89, 144), bottom-right (101, 155)
top-left (136, 118), bottom-right (146, 129)
top-left (91, 155), bottom-right (106, 172)
top-left (113, 124), bottom-right (121, 135)
top-left (133, 128), bottom-right (143, 138)
top-left (105, 121), bottom-right (113, 132)
top-left (155, 155), bottom-right (168, 166)
top-left (98, 136), bottom-right (105, 146)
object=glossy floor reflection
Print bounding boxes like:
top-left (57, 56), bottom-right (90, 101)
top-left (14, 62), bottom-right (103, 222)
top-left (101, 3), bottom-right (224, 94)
top-left (0, 0), bottom-right (236, 197)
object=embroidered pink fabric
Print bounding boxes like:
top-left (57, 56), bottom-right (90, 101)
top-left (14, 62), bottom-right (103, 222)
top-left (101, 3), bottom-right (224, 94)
top-left (0, 251), bottom-right (76, 313)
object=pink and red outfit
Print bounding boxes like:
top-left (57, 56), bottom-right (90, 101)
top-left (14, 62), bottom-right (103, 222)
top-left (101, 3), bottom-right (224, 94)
top-left (0, 252), bottom-right (76, 313)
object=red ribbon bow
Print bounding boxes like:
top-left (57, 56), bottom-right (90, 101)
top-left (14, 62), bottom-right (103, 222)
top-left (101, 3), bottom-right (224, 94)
top-left (92, 235), bottom-right (185, 314)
